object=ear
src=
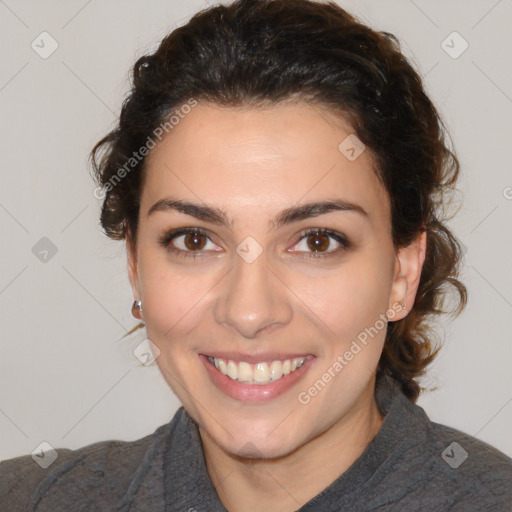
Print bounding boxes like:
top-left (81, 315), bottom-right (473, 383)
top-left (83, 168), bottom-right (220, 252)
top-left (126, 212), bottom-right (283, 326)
top-left (388, 230), bottom-right (427, 321)
top-left (126, 230), bottom-right (143, 321)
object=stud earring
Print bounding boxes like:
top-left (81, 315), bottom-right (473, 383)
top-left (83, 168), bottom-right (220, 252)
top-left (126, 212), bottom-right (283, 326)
top-left (132, 299), bottom-right (143, 318)
top-left (401, 302), bottom-right (407, 310)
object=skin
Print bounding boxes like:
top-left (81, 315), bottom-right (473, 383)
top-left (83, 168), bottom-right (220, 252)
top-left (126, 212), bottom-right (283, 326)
top-left (127, 100), bottom-right (426, 512)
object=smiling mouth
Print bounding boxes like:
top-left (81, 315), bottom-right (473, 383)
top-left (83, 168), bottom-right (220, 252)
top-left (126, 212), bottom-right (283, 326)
top-left (206, 356), bottom-right (312, 385)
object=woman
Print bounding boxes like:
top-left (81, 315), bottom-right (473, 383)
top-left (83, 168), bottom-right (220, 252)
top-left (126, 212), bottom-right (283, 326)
top-left (1, 0), bottom-right (511, 510)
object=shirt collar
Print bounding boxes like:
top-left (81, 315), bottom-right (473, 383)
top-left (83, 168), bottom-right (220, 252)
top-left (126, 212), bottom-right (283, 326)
top-left (163, 373), bottom-right (427, 511)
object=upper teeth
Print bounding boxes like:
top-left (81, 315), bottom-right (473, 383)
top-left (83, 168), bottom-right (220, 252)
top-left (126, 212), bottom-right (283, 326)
top-left (208, 356), bottom-right (306, 385)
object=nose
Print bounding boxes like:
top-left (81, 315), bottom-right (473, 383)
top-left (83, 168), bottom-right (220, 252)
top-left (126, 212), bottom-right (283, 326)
top-left (214, 250), bottom-right (293, 339)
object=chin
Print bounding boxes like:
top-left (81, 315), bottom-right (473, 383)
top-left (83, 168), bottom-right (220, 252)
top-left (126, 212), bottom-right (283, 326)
top-left (209, 418), bottom-right (306, 460)
top-left (231, 435), bottom-right (299, 461)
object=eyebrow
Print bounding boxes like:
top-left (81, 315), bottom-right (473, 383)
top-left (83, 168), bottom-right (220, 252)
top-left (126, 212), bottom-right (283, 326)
top-left (146, 197), bottom-right (367, 229)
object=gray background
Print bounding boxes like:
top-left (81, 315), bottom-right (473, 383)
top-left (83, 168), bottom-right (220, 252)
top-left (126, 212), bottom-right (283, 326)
top-left (0, 0), bottom-right (511, 461)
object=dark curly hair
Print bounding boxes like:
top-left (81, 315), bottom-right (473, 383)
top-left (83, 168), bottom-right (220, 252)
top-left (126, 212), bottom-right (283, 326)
top-left (90, 0), bottom-right (467, 402)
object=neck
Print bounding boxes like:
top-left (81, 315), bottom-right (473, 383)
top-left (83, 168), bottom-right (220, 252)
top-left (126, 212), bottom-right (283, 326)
top-left (199, 381), bottom-right (384, 512)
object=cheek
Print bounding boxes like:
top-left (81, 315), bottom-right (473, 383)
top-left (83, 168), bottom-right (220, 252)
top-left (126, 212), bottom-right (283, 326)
top-left (137, 250), bottom-right (216, 340)
top-left (291, 254), bottom-right (394, 347)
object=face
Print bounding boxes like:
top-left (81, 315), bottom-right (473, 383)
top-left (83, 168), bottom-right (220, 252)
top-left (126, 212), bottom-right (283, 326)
top-left (128, 100), bottom-right (423, 459)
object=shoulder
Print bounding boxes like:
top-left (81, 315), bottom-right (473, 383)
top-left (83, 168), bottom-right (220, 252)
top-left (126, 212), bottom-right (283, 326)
top-left (390, 395), bottom-right (512, 510)
top-left (372, 384), bottom-right (512, 510)
top-left (423, 420), bottom-right (512, 507)
top-left (0, 422), bottom-right (171, 512)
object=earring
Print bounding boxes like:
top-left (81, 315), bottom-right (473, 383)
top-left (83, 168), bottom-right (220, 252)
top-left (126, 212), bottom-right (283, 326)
top-left (401, 302), bottom-right (407, 310)
top-left (132, 299), bottom-right (143, 318)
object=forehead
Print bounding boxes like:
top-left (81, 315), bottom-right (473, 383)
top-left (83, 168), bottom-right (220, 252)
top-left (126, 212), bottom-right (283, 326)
top-left (141, 101), bottom-right (389, 225)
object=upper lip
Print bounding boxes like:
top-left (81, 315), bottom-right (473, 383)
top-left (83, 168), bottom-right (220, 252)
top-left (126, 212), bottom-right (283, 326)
top-left (201, 352), bottom-right (314, 363)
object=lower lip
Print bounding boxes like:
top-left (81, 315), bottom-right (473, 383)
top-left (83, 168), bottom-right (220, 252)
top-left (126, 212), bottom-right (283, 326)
top-left (199, 354), bottom-right (315, 403)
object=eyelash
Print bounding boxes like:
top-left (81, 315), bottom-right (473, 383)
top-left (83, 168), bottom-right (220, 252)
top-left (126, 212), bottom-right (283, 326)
top-left (158, 227), bottom-right (350, 260)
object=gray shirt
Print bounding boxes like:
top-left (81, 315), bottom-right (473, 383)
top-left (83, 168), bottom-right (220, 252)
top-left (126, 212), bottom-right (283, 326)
top-left (1, 374), bottom-right (511, 511)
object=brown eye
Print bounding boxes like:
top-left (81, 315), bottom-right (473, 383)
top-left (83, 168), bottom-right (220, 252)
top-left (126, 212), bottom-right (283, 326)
top-left (306, 233), bottom-right (330, 252)
top-left (159, 227), bottom-right (222, 259)
top-left (183, 232), bottom-right (207, 251)
top-left (291, 228), bottom-right (349, 259)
